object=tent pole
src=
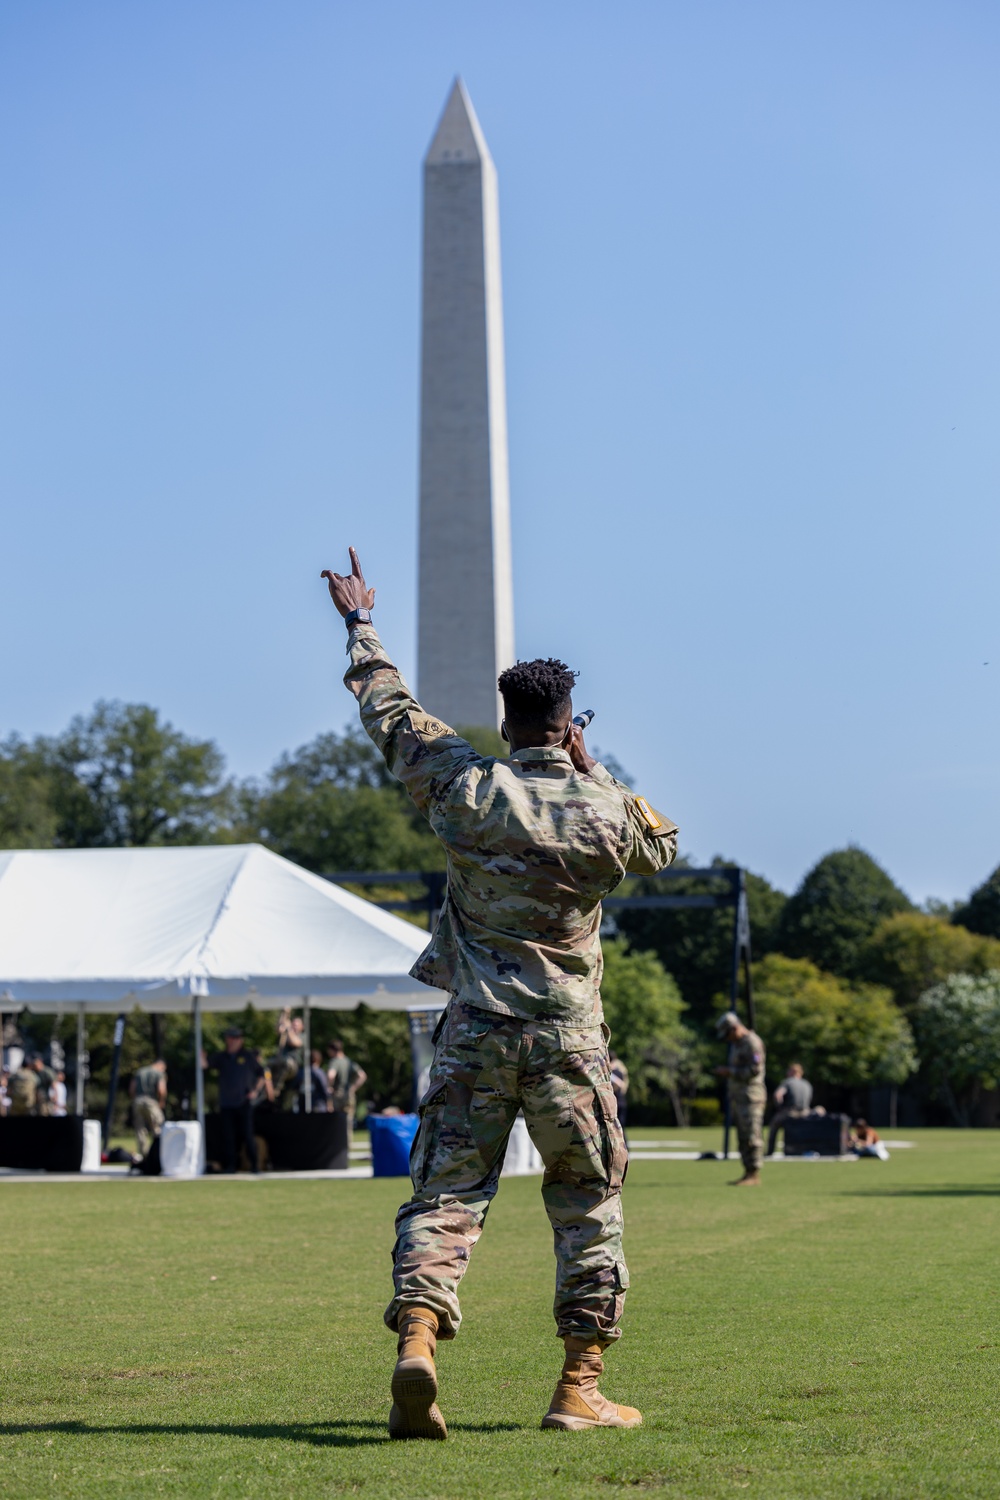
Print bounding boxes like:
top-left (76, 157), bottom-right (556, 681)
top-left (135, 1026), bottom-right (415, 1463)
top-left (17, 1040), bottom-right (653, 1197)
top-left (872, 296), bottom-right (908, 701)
top-left (102, 1013), bottom-right (127, 1149)
top-left (193, 996), bottom-right (206, 1171)
top-left (76, 1003), bottom-right (86, 1116)
top-left (302, 997), bottom-right (312, 1114)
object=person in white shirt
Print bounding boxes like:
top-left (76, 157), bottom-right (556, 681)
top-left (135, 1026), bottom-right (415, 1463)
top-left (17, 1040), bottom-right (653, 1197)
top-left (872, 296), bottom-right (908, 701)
top-left (50, 1070), bottom-right (68, 1117)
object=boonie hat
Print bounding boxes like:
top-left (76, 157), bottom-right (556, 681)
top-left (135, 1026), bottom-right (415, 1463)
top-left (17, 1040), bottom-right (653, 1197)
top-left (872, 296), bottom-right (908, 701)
top-left (714, 1010), bottom-right (740, 1038)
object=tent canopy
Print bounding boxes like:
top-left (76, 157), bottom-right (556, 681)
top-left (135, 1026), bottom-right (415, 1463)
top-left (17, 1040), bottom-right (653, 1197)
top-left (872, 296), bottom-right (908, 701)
top-left (0, 845), bottom-right (446, 1013)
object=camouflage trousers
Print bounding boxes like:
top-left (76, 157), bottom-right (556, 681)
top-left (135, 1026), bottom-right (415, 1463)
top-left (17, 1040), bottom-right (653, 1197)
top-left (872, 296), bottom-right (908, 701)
top-left (386, 1000), bottom-right (629, 1344)
top-left (133, 1097), bottom-right (164, 1158)
top-left (731, 1087), bottom-right (766, 1173)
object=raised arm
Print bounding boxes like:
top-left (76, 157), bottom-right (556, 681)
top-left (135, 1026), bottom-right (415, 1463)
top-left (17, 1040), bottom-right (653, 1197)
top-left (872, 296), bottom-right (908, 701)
top-left (322, 548), bottom-right (480, 817)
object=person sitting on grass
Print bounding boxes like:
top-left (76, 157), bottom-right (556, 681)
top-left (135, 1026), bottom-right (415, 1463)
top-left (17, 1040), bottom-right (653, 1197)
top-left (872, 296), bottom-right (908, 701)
top-left (850, 1119), bottom-right (889, 1159)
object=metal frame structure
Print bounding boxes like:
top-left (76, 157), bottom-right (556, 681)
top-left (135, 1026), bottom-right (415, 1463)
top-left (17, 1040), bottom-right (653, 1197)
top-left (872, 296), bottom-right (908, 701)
top-left (326, 866), bottom-right (754, 1157)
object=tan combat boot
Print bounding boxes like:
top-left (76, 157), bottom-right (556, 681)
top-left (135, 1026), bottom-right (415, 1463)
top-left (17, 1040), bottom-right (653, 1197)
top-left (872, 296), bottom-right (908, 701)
top-left (389, 1307), bottom-right (447, 1441)
top-left (729, 1170), bottom-right (761, 1186)
top-left (541, 1337), bottom-right (642, 1431)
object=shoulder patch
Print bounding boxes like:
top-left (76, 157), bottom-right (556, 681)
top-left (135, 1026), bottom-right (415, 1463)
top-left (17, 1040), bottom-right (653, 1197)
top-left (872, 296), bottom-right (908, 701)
top-left (409, 711), bottom-right (457, 740)
top-left (631, 795), bottom-right (678, 839)
top-left (634, 796), bottom-right (661, 830)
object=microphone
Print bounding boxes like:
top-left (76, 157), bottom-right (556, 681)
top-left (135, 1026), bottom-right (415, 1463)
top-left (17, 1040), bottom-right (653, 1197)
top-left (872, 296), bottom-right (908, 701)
top-left (573, 709), bottom-right (596, 730)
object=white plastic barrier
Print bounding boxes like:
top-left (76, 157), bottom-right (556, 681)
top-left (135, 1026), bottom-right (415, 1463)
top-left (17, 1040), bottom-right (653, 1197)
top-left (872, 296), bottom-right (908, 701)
top-left (80, 1119), bottom-right (102, 1172)
top-left (502, 1114), bottom-right (544, 1176)
top-left (160, 1121), bottom-right (204, 1178)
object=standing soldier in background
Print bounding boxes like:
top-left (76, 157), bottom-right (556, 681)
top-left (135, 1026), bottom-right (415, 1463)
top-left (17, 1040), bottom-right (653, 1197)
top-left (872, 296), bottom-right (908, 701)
top-left (130, 1057), bottom-right (167, 1158)
top-left (33, 1054), bottom-right (55, 1115)
top-left (8, 1057), bottom-right (40, 1116)
top-left (322, 549), bottom-right (678, 1440)
top-left (326, 1039), bottom-right (367, 1134)
top-left (714, 1011), bottom-right (767, 1186)
top-left (271, 1008), bottom-right (305, 1105)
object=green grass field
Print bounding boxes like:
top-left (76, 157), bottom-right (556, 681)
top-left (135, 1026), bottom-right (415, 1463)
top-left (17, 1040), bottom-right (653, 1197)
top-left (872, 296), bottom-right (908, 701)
top-left (1, 1128), bottom-right (997, 1499)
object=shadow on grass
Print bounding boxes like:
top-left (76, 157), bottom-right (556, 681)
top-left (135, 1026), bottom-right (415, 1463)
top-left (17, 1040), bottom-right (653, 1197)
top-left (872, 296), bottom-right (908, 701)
top-left (844, 1186), bottom-right (1000, 1197)
top-left (0, 1418), bottom-right (521, 1447)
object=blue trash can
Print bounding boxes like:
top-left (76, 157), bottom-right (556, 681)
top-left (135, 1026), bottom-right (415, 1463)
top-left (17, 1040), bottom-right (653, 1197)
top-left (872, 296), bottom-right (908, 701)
top-left (368, 1113), bottom-right (419, 1177)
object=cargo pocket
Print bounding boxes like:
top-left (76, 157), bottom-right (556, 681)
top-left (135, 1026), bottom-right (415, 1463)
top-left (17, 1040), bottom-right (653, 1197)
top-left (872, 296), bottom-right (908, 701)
top-left (411, 1082), bottom-right (446, 1190)
top-left (594, 1083), bottom-right (628, 1191)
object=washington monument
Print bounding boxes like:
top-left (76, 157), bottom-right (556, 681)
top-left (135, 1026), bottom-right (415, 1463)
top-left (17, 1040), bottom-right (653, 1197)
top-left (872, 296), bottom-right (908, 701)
top-left (417, 79), bottom-right (514, 730)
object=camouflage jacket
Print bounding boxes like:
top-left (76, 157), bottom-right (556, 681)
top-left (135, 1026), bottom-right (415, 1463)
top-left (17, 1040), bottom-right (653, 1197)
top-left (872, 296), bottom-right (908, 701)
top-left (729, 1030), bottom-right (766, 1094)
top-left (344, 624), bottom-right (678, 1023)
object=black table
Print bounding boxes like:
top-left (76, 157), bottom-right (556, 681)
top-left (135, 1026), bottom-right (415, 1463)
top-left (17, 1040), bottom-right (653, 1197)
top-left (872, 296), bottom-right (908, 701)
top-left (203, 1108), bottom-right (350, 1172)
top-left (0, 1116), bottom-right (85, 1172)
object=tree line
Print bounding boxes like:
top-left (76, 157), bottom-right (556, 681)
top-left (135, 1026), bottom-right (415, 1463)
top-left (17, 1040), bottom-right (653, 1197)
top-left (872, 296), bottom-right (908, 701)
top-left (3, 701), bottom-right (1000, 1126)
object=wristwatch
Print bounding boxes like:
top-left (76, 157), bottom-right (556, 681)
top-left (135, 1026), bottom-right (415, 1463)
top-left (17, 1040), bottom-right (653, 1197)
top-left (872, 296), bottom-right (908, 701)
top-left (344, 607), bottom-right (373, 629)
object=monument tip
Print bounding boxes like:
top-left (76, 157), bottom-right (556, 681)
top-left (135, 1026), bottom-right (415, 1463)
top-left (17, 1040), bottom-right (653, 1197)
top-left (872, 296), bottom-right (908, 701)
top-left (425, 77), bottom-right (491, 167)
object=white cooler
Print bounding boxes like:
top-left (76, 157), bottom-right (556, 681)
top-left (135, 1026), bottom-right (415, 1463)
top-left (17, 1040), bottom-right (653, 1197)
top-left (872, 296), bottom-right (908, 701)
top-left (159, 1121), bottom-right (204, 1178)
top-left (80, 1119), bottom-right (102, 1172)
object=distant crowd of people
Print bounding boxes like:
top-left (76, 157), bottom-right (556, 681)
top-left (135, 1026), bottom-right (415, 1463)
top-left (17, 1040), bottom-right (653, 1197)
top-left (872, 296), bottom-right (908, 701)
top-left (0, 1012), bottom-right (367, 1179)
top-left (2, 1013), bottom-right (889, 1176)
top-left (131, 1010), bottom-right (369, 1172)
top-left (0, 1054), bottom-right (68, 1117)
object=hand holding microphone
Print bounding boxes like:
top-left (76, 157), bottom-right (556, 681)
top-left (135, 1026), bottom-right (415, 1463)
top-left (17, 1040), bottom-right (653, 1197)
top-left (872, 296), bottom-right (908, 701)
top-left (566, 708), bottom-right (597, 774)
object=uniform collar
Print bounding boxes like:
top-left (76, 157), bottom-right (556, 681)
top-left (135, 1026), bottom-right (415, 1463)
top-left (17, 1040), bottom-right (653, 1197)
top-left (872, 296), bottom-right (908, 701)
top-left (508, 745), bottom-right (573, 766)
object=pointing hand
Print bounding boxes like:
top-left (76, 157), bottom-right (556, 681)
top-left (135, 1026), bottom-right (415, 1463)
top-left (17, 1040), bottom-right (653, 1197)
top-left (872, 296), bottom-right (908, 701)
top-left (322, 547), bottom-right (376, 619)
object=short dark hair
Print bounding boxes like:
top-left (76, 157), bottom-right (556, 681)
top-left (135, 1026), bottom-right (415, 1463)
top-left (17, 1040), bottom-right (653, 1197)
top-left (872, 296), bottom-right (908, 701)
top-left (498, 658), bottom-right (577, 728)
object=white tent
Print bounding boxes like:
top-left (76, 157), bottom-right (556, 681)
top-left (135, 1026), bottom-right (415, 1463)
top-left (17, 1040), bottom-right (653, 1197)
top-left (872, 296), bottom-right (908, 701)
top-left (0, 844), bottom-right (445, 1132)
top-left (0, 844), bottom-right (441, 1011)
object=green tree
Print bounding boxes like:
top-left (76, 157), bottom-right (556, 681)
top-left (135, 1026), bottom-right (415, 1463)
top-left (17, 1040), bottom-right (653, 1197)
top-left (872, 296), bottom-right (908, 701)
top-left (913, 972), bottom-right (1000, 1126)
top-left (748, 953), bottom-right (916, 1088)
top-left (616, 858), bottom-right (787, 1027)
top-left (952, 865), bottom-right (1000, 942)
top-left (0, 739), bottom-right (58, 848)
top-left (599, 938), bottom-right (702, 1121)
top-left (776, 847), bottom-right (912, 979)
top-left (454, 725), bottom-right (507, 760)
top-left (244, 726), bottom-right (441, 874)
top-left (25, 701), bottom-right (230, 847)
top-left (861, 912), bottom-right (1000, 1010)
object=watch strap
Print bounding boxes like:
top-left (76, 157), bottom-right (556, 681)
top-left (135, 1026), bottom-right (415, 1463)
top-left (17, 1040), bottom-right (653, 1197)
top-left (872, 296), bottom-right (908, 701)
top-left (344, 607), bottom-right (373, 629)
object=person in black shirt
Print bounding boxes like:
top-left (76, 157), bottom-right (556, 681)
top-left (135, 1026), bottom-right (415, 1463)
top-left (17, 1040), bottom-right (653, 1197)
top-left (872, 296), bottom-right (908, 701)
top-left (202, 1025), bottom-right (265, 1173)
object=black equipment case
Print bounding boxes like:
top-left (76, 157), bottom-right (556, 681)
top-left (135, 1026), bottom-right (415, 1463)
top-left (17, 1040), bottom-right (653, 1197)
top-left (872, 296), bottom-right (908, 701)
top-left (783, 1112), bottom-right (850, 1157)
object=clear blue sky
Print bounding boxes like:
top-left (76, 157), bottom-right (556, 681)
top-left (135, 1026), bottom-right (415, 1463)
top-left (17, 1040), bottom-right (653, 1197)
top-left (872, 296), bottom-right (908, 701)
top-left (1, 2), bottom-right (997, 904)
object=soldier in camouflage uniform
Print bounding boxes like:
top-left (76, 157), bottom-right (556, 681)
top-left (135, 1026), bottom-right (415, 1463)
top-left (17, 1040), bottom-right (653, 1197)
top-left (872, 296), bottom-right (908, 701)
top-left (714, 1011), bottom-right (766, 1185)
top-left (323, 550), bottom-right (677, 1439)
